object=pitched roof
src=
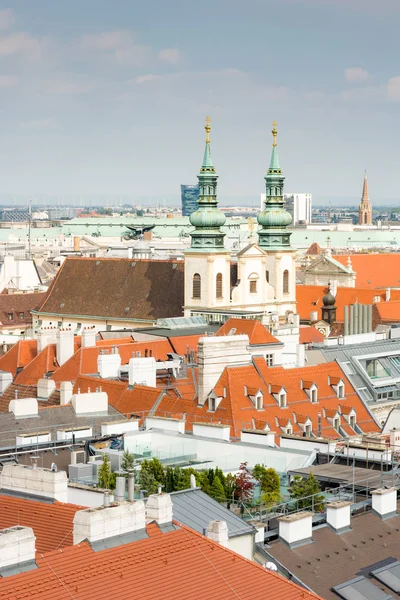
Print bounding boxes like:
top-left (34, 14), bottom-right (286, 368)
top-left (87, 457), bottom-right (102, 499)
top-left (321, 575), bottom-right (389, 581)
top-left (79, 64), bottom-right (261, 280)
top-left (299, 326), bottom-right (325, 344)
top-left (37, 257), bottom-right (185, 322)
top-left (306, 242), bottom-right (322, 255)
top-left (0, 493), bottom-right (84, 553)
top-left (0, 292), bottom-right (46, 326)
top-left (216, 318), bottom-right (280, 345)
top-left (0, 382), bottom-right (60, 412)
top-left (0, 339), bottom-right (37, 376)
top-left (0, 522), bottom-right (323, 600)
top-left (334, 253), bottom-right (400, 288)
top-left (296, 284), bottom-right (400, 322)
top-left (373, 300), bottom-right (400, 323)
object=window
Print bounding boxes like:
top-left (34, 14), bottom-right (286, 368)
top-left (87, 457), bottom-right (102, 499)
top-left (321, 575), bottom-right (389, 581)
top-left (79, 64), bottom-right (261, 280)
top-left (19, 312), bottom-right (24, 319)
top-left (286, 426), bottom-right (292, 435)
top-left (279, 393), bottom-right (287, 407)
top-left (192, 273), bottom-right (201, 299)
top-left (7, 313), bottom-right (12, 320)
top-left (216, 273), bottom-right (223, 299)
top-left (338, 383), bottom-right (345, 399)
top-left (256, 394), bottom-right (263, 410)
top-left (266, 270), bottom-right (269, 283)
top-left (209, 397), bottom-right (216, 412)
top-left (266, 354), bottom-right (274, 367)
top-left (250, 280), bottom-right (257, 294)
top-left (305, 424), bottom-right (312, 437)
top-left (311, 388), bottom-right (318, 403)
top-left (349, 415), bottom-right (356, 428)
top-left (145, 349), bottom-right (148, 357)
top-left (334, 417), bottom-right (340, 431)
top-left (283, 270), bottom-right (289, 294)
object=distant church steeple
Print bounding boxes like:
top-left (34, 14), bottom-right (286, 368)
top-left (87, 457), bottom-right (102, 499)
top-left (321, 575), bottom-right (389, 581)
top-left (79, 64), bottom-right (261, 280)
top-left (187, 117), bottom-right (226, 252)
top-left (358, 171), bottom-right (372, 225)
top-left (257, 122), bottom-right (292, 249)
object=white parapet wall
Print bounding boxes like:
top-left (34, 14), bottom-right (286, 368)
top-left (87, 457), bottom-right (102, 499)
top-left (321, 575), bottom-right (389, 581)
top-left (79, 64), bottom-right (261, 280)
top-left (192, 422), bottom-right (230, 442)
top-left (71, 391), bottom-right (108, 415)
top-left (101, 420), bottom-right (139, 436)
top-left (56, 427), bottom-right (93, 441)
top-left (9, 398), bottom-right (38, 418)
top-left (73, 500), bottom-right (146, 545)
top-left (0, 526), bottom-right (36, 569)
top-left (0, 371), bottom-right (12, 395)
top-left (16, 432), bottom-right (51, 447)
top-left (240, 430), bottom-right (276, 447)
top-left (0, 464), bottom-right (68, 503)
top-left (145, 416), bottom-right (185, 434)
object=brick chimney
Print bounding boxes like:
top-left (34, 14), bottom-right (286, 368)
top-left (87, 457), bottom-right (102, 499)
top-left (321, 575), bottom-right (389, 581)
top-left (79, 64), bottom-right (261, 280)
top-left (206, 520), bottom-right (229, 547)
top-left (146, 493), bottom-right (173, 525)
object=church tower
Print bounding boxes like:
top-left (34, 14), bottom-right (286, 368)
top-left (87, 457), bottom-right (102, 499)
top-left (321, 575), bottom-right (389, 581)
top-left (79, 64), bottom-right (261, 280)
top-left (257, 122), bottom-right (296, 314)
top-left (184, 118), bottom-right (231, 317)
top-left (358, 172), bottom-right (372, 225)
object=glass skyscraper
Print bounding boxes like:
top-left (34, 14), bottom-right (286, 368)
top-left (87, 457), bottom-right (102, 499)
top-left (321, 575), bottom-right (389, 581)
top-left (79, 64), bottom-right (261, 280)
top-left (181, 185), bottom-right (200, 216)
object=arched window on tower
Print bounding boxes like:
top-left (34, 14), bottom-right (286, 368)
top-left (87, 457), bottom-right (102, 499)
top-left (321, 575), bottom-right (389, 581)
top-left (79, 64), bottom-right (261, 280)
top-left (249, 273), bottom-right (259, 294)
top-left (266, 270), bottom-right (270, 283)
top-left (192, 273), bottom-right (201, 299)
top-left (283, 270), bottom-right (289, 294)
top-left (216, 273), bottom-right (223, 299)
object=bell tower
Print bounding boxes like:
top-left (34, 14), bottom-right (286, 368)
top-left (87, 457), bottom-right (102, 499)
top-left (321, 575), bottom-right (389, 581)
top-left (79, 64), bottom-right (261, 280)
top-left (358, 171), bottom-right (372, 225)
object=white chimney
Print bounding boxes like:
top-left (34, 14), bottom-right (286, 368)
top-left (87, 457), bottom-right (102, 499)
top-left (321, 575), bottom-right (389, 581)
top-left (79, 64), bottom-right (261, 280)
top-left (371, 488), bottom-right (397, 519)
top-left (115, 476), bottom-right (126, 502)
top-left (198, 335), bottom-right (251, 405)
top-left (206, 520), bottom-right (229, 547)
top-left (73, 501), bottom-right (146, 545)
top-left (310, 311), bottom-right (318, 323)
top-left (37, 378), bottom-right (56, 400)
top-left (56, 329), bottom-right (75, 366)
top-left (82, 327), bottom-right (97, 348)
top-left (0, 526), bottom-right (36, 569)
top-left (37, 327), bottom-right (57, 352)
top-left (71, 391), bottom-right (108, 415)
top-left (60, 381), bottom-right (73, 405)
top-left (146, 493), bottom-right (173, 525)
top-left (9, 397), bottom-right (38, 418)
top-left (128, 357), bottom-right (157, 387)
top-left (98, 351), bottom-right (121, 378)
top-left (326, 501), bottom-right (351, 534)
top-left (278, 511), bottom-right (313, 548)
top-left (0, 371), bottom-right (12, 395)
top-left (0, 464), bottom-right (68, 503)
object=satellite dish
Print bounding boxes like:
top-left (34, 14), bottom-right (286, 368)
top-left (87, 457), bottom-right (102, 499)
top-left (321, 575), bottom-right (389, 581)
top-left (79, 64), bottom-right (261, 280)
top-left (265, 561), bottom-right (278, 572)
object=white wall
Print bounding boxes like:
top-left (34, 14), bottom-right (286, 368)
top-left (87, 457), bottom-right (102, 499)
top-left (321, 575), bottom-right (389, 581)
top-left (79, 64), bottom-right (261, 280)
top-left (68, 485), bottom-right (114, 507)
top-left (227, 533), bottom-right (254, 561)
top-left (184, 252), bottom-right (232, 315)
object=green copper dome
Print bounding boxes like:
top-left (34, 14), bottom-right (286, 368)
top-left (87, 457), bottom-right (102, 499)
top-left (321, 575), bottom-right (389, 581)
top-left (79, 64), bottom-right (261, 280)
top-left (187, 117), bottom-right (227, 253)
top-left (257, 121), bottom-right (293, 250)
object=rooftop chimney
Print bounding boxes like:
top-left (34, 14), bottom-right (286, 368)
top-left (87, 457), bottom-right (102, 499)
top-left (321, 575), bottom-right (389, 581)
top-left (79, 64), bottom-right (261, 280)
top-left (56, 329), bottom-right (75, 367)
top-left (0, 371), bottom-right (12, 396)
top-left (37, 327), bottom-right (57, 352)
top-left (197, 335), bottom-right (251, 405)
top-left (326, 501), bottom-right (351, 534)
top-left (82, 327), bottom-right (96, 348)
top-left (0, 526), bottom-right (36, 571)
top-left (371, 488), bottom-right (397, 520)
top-left (278, 511), bottom-right (313, 548)
top-left (115, 476), bottom-right (126, 503)
top-left (128, 472), bottom-right (135, 502)
top-left (146, 493), bottom-right (173, 525)
top-left (0, 464), bottom-right (68, 503)
top-left (73, 500), bottom-right (146, 545)
top-left (71, 391), bottom-right (108, 415)
top-left (8, 397), bottom-right (38, 418)
top-left (60, 381), bottom-right (73, 405)
top-left (37, 378), bottom-right (56, 400)
top-left (128, 357), bottom-right (157, 387)
top-left (98, 351), bottom-right (121, 378)
top-left (206, 520), bottom-right (229, 547)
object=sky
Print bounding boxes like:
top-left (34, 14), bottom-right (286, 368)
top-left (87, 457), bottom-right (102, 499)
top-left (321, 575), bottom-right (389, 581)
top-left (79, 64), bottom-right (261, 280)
top-left (0, 0), bottom-right (400, 206)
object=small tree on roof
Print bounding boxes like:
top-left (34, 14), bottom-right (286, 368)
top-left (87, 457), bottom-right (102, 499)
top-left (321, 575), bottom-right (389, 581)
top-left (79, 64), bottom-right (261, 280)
top-left (234, 462), bottom-right (255, 503)
top-left (121, 449), bottom-right (135, 472)
top-left (289, 472), bottom-right (324, 512)
top-left (210, 476), bottom-right (225, 503)
top-left (98, 454), bottom-right (112, 490)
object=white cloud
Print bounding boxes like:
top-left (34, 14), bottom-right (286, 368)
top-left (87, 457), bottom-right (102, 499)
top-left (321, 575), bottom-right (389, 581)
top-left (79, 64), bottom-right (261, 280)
top-left (46, 76), bottom-right (92, 95)
top-left (158, 48), bottom-right (182, 65)
top-left (387, 76), bottom-right (400, 101)
top-left (80, 30), bottom-right (151, 66)
top-left (344, 67), bottom-right (371, 83)
top-left (0, 32), bottom-right (45, 59)
top-left (0, 9), bottom-right (14, 30)
top-left (0, 74), bottom-right (19, 87)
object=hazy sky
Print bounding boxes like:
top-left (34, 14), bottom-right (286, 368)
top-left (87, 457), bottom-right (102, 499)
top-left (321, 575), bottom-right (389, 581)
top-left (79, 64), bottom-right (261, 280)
top-left (1, 0), bottom-right (400, 204)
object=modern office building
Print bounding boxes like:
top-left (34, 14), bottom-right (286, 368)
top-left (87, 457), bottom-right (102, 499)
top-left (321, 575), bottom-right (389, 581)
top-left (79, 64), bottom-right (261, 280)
top-left (260, 192), bottom-right (312, 224)
top-left (181, 185), bottom-right (200, 217)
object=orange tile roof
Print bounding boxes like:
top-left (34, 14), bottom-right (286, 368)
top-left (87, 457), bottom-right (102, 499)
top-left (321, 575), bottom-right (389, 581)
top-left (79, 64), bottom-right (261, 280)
top-left (0, 494), bottom-right (84, 553)
top-left (0, 523), bottom-right (323, 600)
top-left (296, 285), bottom-right (400, 322)
top-left (374, 300), bottom-right (400, 322)
top-left (14, 344), bottom-right (58, 385)
top-left (216, 318), bottom-right (280, 345)
top-left (299, 326), bottom-right (324, 344)
top-left (168, 334), bottom-right (203, 357)
top-left (334, 254), bottom-right (400, 288)
top-left (0, 339), bottom-right (37, 377)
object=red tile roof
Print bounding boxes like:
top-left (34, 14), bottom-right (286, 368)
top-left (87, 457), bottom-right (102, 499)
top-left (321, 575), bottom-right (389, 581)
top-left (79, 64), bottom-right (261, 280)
top-left (334, 253), bottom-right (400, 289)
top-left (14, 344), bottom-right (58, 385)
top-left (0, 339), bottom-right (37, 376)
top-left (216, 318), bottom-right (280, 345)
top-left (0, 523), bottom-right (323, 600)
top-left (299, 326), bottom-right (324, 344)
top-left (0, 292), bottom-right (46, 327)
top-left (373, 300), bottom-right (400, 323)
top-left (0, 494), bottom-right (84, 553)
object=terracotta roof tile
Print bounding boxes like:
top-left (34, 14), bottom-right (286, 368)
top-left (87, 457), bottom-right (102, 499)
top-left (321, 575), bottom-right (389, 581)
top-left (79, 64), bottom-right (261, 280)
top-left (0, 523), bottom-right (323, 600)
top-left (216, 318), bottom-right (280, 345)
top-left (0, 292), bottom-right (46, 327)
top-left (334, 253), bottom-right (400, 288)
top-left (299, 326), bottom-right (325, 344)
top-left (0, 383), bottom-right (60, 412)
top-left (0, 339), bottom-right (37, 377)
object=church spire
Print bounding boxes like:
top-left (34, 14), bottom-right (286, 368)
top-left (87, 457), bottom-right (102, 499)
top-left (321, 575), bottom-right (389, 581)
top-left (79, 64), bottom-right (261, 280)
top-left (257, 121), bottom-right (292, 249)
top-left (188, 117), bottom-right (226, 252)
top-left (358, 171), bottom-right (372, 225)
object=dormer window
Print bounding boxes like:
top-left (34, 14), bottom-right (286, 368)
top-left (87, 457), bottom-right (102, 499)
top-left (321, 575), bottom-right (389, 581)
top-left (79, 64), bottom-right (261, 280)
top-left (338, 383), bottom-right (345, 399)
top-left (256, 393), bottom-right (263, 410)
top-left (349, 414), bottom-right (356, 428)
top-left (334, 417), bottom-right (340, 431)
top-left (311, 388), bottom-right (318, 403)
top-left (286, 425), bottom-right (292, 435)
top-left (209, 397), bottom-right (216, 412)
top-left (279, 392), bottom-right (287, 407)
top-left (305, 423), bottom-right (312, 437)
top-left (330, 376), bottom-right (345, 399)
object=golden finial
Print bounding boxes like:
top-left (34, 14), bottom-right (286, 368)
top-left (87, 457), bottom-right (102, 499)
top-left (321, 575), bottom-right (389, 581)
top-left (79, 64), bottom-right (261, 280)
top-left (205, 116), bottom-right (211, 143)
top-left (272, 120), bottom-right (278, 146)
